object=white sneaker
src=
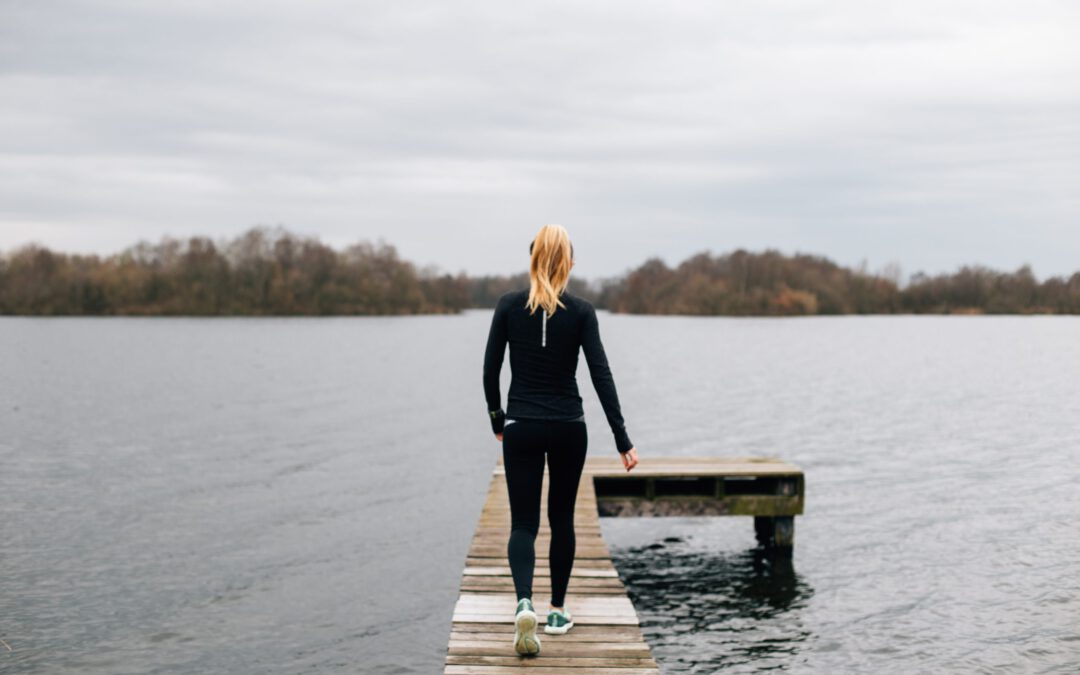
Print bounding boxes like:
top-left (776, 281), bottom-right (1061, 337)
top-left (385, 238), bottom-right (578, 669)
top-left (513, 598), bottom-right (541, 655)
top-left (544, 607), bottom-right (574, 634)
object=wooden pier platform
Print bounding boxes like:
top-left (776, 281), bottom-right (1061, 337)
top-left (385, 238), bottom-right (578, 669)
top-left (444, 456), bottom-right (804, 674)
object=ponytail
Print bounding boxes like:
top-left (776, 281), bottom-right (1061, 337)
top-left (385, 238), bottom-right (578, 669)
top-left (526, 224), bottom-right (574, 316)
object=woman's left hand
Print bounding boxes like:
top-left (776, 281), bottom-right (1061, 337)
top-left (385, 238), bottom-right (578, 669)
top-left (495, 433), bottom-right (503, 442)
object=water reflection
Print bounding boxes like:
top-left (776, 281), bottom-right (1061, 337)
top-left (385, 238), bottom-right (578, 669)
top-left (611, 536), bottom-right (814, 672)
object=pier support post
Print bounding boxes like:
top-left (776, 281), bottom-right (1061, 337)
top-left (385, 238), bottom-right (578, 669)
top-left (773, 515), bottom-right (794, 549)
top-left (754, 515), bottom-right (772, 545)
top-left (752, 475), bottom-right (799, 551)
top-left (753, 515), bottom-right (795, 550)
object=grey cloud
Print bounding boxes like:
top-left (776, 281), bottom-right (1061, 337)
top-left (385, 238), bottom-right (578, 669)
top-left (1, 0), bottom-right (1078, 279)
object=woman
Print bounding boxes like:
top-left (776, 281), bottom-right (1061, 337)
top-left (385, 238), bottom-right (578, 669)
top-left (482, 223), bottom-right (639, 656)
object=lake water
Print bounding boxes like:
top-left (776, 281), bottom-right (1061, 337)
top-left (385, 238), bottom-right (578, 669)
top-left (1, 313), bottom-right (1078, 673)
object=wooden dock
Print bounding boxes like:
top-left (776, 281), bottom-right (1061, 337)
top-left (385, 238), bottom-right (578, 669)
top-left (444, 456), bottom-right (804, 674)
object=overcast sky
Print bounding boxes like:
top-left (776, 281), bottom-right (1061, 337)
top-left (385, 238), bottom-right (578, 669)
top-left (1, 0), bottom-right (1078, 280)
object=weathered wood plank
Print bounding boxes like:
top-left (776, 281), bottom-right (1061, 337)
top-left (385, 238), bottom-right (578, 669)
top-left (454, 596), bottom-right (638, 618)
top-left (468, 546), bottom-right (611, 558)
top-left (596, 494), bottom-right (803, 517)
top-left (450, 631), bottom-right (648, 644)
top-left (452, 612), bottom-right (641, 621)
top-left (462, 566), bottom-right (619, 578)
top-left (461, 578), bottom-right (626, 590)
top-left (493, 458), bottom-right (802, 477)
top-left (446, 655), bottom-right (657, 665)
top-left (465, 557), bottom-right (617, 570)
top-left (450, 623), bottom-right (646, 638)
top-left (445, 667), bottom-right (661, 675)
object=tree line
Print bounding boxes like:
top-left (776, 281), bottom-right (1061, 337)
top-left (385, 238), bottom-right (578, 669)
top-left (1, 227), bottom-right (1077, 315)
top-left (0, 227), bottom-right (470, 315)
top-left (596, 250), bottom-right (1080, 315)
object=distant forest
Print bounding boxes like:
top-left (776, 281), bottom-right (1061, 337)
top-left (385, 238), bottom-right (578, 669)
top-left (2, 226), bottom-right (1078, 315)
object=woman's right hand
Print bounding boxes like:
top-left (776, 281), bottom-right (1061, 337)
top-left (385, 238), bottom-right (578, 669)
top-left (621, 447), bottom-right (638, 472)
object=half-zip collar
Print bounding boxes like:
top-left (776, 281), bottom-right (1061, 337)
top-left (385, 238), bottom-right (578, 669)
top-left (541, 309), bottom-right (547, 347)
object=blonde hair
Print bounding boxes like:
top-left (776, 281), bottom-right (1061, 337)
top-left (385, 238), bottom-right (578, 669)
top-left (526, 224), bottom-right (574, 316)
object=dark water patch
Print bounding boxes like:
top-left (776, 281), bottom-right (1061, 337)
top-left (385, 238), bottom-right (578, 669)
top-left (612, 536), bottom-right (813, 672)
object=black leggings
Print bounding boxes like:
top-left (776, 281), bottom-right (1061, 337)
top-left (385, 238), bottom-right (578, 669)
top-left (502, 419), bottom-right (588, 608)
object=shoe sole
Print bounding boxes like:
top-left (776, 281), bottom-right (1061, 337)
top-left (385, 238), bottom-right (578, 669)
top-left (544, 620), bottom-right (574, 635)
top-left (513, 609), bottom-right (540, 655)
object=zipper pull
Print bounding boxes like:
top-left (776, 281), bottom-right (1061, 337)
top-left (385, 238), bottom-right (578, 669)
top-left (542, 309), bottom-right (547, 347)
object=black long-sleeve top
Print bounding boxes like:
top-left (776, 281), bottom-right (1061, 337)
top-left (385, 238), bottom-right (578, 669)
top-left (483, 289), bottom-right (634, 454)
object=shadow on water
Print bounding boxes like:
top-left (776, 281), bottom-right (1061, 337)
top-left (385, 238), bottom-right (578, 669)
top-left (610, 536), bottom-right (814, 673)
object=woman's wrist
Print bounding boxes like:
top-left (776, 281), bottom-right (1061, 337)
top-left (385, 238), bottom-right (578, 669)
top-left (488, 408), bottom-right (506, 434)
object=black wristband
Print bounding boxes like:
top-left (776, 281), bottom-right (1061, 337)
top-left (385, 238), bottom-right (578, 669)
top-left (489, 408), bottom-right (506, 435)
